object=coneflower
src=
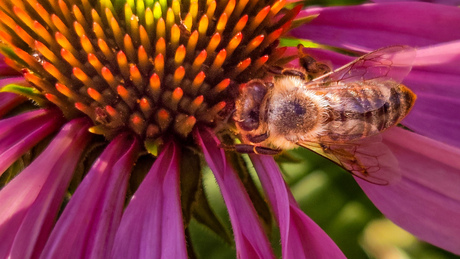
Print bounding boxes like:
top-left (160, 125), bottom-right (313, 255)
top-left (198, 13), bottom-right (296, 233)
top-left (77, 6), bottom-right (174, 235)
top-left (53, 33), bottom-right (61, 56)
top-left (0, 0), bottom-right (295, 144)
top-left (0, 0), bottom-right (338, 258)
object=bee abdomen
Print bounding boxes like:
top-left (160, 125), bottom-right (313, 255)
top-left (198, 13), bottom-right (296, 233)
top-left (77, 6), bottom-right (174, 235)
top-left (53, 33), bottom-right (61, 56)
top-left (323, 82), bottom-right (416, 141)
top-left (361, 84), bottom-right (416, 135)
top-left (384, 84), bottom-right (416, 129)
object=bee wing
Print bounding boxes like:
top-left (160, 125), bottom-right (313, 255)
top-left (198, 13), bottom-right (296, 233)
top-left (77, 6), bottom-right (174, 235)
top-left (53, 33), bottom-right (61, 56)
top-left (311, 45), bottom-right (416, 85)
top-left (297, 135), bottom-right (401, 185)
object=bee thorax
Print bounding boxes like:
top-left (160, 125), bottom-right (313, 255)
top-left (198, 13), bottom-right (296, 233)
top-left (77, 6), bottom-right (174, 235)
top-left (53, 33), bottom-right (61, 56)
top-left (267, 92), bottom-right (323, 139)
top-left (234, 80), bottom-right (269, 131)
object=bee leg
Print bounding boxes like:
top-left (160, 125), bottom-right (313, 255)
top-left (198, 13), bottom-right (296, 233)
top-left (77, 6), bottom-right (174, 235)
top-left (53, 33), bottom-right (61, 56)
top-left (253, 146), bottom-right (282, 155)
top-left (231, 144), bottom-right (281, 155)
top-left (266, 65), bottom-right (285, 75)
top-left (301, 57), bottom-right (331, 78)
top-left (297, 44), bottom-right (331, 79)
top-left (220, 142), bottom-right (281, 155)
top-left (319, 143), bottom-right (330, 151)
top-left (280, 69), bottom-right (307, 80)
top-left (319, 143), bottom-right (369, 175)
top-left (265, 65), bottom-right (307, 80)
top-left (247, 132), bottom-right (269, 143)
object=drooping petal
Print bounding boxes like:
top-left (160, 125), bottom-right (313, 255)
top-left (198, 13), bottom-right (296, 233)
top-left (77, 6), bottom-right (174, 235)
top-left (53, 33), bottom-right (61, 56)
top-left (402, 41), bottom-right (460, 147)
top-left (0, 92), bottom-right (24, 118)
top-left (291, 3), bottom-right (460, 51)
top-left (301, 42), bottom-right (460, 148)
top-left (0, 78), bottom-right (26, 117)
top-left (0, 76), bottom-right (28, 88)
top-left (40, 133), bottom-right (139, 259)
top-left (112, 141), bottom-right (187, 259)
top-left (0, 108), bottom-right (64, 175)
top-left (195, 127), bottom-right (275, 259)
top-left (357, 127), bottom-right (460, 255)
top-left (250, 155), bottom-right (346, 259)
top-left (0, 118), bottom-right (91, 259)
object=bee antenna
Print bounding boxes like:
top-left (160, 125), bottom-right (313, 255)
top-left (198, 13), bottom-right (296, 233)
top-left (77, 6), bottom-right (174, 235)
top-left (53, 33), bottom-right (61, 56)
top-left (224, 108), bottom-right (237, 123)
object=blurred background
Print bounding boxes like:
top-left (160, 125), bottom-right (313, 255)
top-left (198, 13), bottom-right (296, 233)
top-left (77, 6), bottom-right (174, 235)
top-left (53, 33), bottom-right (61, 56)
top-left (188, 0), bottom-right (459, 258)
top-left (190, 149), bottom-right (458, 259)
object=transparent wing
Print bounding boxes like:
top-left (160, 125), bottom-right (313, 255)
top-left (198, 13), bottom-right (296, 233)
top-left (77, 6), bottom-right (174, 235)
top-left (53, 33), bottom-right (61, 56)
top-left (297, 135), bottom-right (401, 185)
top-left (309, 45), bottom-right (416, 86)
top-left (304, 81), bottom-right (397, 114)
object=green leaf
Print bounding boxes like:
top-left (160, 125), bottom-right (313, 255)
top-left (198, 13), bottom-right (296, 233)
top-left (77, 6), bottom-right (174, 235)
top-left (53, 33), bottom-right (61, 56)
top-left (180, 147), bottom-right (202, 226)
top-left (192, 181), bottom-right (233, 245)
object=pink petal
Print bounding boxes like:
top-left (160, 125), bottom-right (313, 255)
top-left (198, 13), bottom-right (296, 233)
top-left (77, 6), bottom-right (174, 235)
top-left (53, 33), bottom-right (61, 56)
top-left (250, 155), bottom-right (346, 259)
top-left (358, 127), bottom-right (460, 255)
top-left (112, 141), bottom-right (187, 259)
top-left (0, 77), bottom-right (28, 88)
top-left (40, 133), bottom-right (139, 259)
top-left (195, 127), bottom-right (275, 259)
top-left (0, 77), bottom-right (27, 117)
top-left (402, 41), bottom-right (460, 147)
top-left (0, 118), bottom-right (91, 259)
top-left (0, 92), bottom-right (25, 118)
top-left (291, 3), bottom-right (460, 51)
top-left (0, 109), bottom-right (64, 175)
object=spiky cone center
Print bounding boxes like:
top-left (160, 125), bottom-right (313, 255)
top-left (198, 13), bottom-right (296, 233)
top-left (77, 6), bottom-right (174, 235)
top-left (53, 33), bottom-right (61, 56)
top-left (0, 0), bottom-right (298, 148)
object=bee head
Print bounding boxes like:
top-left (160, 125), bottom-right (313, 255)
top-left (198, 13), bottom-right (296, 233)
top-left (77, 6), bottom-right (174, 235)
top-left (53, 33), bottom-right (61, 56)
top-left (234, 80), bottom-right (270, 131)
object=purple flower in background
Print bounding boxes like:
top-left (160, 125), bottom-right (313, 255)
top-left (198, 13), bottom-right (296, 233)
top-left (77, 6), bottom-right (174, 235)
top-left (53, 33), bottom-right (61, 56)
top-left (0, 0), bottom-right (459, 258)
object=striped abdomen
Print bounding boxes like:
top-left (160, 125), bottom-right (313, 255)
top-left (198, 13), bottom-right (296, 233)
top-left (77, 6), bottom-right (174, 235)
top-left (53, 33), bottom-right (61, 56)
top-left (320, 80), bottom-right (416, 142)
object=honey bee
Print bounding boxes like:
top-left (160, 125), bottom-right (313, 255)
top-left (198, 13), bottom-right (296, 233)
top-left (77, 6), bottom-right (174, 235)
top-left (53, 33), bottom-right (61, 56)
top-left (233, 45), bottom-right (417, 185)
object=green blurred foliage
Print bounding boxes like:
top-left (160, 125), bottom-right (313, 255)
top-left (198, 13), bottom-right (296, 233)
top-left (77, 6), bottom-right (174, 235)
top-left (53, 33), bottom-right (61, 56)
top-left (190, 149), bottom-right (458, 259)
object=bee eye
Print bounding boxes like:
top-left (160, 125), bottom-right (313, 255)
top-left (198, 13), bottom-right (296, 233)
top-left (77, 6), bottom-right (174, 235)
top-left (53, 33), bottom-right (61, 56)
top-left (241, 80), bottom-right (267, 103)
top-left (238, 110), bottom-right (260, 131)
